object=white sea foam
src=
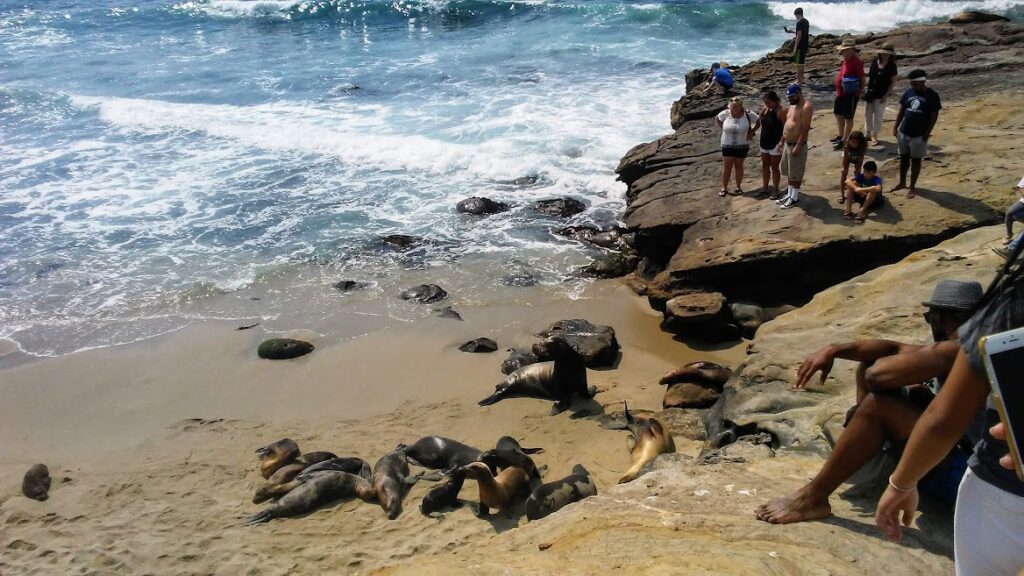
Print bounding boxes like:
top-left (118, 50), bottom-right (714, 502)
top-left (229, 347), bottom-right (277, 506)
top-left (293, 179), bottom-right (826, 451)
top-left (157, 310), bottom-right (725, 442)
top-left (768, 0), bottom-right (1023, 32)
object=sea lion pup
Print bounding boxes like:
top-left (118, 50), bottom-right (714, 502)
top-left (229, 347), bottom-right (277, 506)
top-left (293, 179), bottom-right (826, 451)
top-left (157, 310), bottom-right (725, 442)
top-left (478, 336), bottom-right (597, 415)
top-left (294, 451), bottom-right (338, 467)
top-left (247, 470), bottom-right (374, 525)
top-left (421, 468), bottom-right (467, 518)
top-left (372, 450), bottom-right (425, 520)
top-left (525, 464), bottom-right (596, 521)
top-left (459, 461), bottom-right (531, 518)
top-left (299, 457), bottom-right (372, 481)
top-left (255, 438), bottom-right (301, 479)
top-left (253, 463), bottom-right (307, 504)
top-left (659, 361), bottom-right (733, 387)
top-left (22, 464), bottom-right (51, 501)
top-left (480, 437), bottom-right (543, 483)
top-left (617, 403), bottom-right (675, 484)
top-left (397, 436), bottom-right (482, 470)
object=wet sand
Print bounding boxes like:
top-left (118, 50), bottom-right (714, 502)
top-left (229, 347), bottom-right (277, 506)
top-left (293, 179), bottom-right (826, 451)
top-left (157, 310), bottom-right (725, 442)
top-left (0, 279), bottom-right (743, 574)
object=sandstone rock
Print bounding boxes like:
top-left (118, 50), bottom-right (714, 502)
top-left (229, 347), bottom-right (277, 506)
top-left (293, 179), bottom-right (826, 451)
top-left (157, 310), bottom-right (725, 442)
top-left (459, 337), bottom-right (498, 353)
top-left (257, 338), bottom-right (315, 360)
top-left (664, 292), bottom-right (726, 325)
top-left (501, 348), bottom-right (539, 375)
top-left (537, 319), bottom-right (619, 368)
top-left (400, 284), bottom-right (447, 304)
top-left (949, 11), bottom-right (1009, 24)
top-left (580, 252), bottom-right (639, 279)
top-left (533, 197), bottom-right (586, 218)
top-left (381, 234), bottom-right (422, 251)
top-left (653, 408), bottom-right (707, 441)
top-left (663, 382), bottom-right (721, 409)
top-left (332, 280), bottom-right (368, 292)
top-left (22, 464), bottom-right (50, 501)
top-left (456, 197), bottom-right (509, 215)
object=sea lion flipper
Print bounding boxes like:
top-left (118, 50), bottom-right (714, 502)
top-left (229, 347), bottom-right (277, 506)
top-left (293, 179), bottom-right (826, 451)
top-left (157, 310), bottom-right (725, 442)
top-left (587, 385), bottom-right (598, 398)
top-left (520, 446), bottom-right (544, 455)
top-left (550, 401), bottom-right (568, 416)
top-left (475, 504), bottom-right (490, 518)
top-left (246, 510), bottom-right (273, 526)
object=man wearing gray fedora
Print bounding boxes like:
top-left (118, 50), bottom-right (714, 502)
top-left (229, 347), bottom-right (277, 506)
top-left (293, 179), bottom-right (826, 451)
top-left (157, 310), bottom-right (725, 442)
top-left (756, 279), bottom-right (984, 524)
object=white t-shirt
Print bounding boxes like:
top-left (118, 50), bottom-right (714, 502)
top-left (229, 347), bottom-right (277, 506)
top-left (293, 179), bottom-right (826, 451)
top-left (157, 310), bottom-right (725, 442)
top-left (1017, 174), bottom-right (1024, 204)
top-left (717, 109), bottom-right (758, 148)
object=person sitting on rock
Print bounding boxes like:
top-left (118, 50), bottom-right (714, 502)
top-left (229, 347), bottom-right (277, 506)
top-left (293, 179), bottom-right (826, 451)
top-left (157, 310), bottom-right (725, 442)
top-left (755, 279), bottom-right (984, 524)
top-left (993, 174), bottom-right (1024, 260)
top-left (698, 62), bottom-right (734, 96)
top-left (841, 160), bottom-right (883, 224)
top-left (837, 130), bottom-right (867, 202)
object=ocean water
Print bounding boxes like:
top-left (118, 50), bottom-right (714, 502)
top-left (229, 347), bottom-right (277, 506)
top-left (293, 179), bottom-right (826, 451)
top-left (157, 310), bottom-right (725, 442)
top-left (1, 0), bottom-right (1021, 357)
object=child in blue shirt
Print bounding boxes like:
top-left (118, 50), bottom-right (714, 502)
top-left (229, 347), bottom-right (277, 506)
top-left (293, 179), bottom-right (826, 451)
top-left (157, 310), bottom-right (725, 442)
top-left (842, 160), bottom-right (883, 224)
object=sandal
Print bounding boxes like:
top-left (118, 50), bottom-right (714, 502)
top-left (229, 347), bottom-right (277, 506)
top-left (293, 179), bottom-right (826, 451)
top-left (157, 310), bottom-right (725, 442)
top-left (853, 215), bottom-right (865, 224)
top-left (839, 194), bottom-right (846, 204)
top-left (842, 211), bottom-right (854, 220)
top-left (734, 188), bottom-right (743, 195)
top-left (719, 189), bottom-right (728, 197)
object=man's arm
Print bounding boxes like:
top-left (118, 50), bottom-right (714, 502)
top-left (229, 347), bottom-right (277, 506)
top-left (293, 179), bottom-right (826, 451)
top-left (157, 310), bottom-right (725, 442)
top-left (893, 106), bottom-right (905, 137)
top-left (863, 340), bottom-right (960, 392)
top-left (793, 339), bottom-right (926, 389)
top-left (924, 110), bottom-right (939, 141)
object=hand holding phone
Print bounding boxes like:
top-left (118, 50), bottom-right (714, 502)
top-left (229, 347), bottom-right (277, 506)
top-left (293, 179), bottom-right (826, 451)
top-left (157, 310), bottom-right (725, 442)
top-left (980, 328), bottom-right (1024, 481)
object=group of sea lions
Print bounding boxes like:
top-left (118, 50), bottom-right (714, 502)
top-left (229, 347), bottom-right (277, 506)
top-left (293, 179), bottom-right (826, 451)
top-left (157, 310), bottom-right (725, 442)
top-left (244, 333), bottom-right (730, 526)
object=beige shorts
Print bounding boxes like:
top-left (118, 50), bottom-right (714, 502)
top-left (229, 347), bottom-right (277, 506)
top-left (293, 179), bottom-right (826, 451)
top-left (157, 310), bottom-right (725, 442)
top-left (781, 142), bottom-right (807, 181)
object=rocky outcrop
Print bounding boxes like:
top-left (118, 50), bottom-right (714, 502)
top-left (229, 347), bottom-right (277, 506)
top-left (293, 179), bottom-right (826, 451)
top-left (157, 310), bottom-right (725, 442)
top-left (709, 226), bottom-right (1001, 455)
top-left (400, 284), bottom-right (448, 304)
top-left (537, 319), bottom-right (620, 368)
top-left (456, 197), bottom-right (509, 216)
top-left (533, 197), bottom-right (586, 218)
top-left (618, 21), bottom-right (1022, 310)
top-left (380, 234), bottom-right (423, 251)
top-left (332, 280), bottom-right (368, 292)
top-left (949, 11), bottom-right (1010, 24)
top-left (580, 251), bottom-right (639, 279)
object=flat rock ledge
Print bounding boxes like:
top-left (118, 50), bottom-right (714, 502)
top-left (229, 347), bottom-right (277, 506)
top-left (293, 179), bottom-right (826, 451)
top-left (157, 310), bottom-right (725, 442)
top-left (616, 20), bottom-right (1023, 309)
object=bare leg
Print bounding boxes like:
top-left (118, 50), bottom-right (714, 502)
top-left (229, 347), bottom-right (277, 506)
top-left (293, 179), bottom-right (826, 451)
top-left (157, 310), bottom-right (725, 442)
top-left (893, 154), bottom-right (910, 191)
top-left (908, 157), bottom-right (922, 197)
top-left (834, 114), bottom-right (843, 140)
top-left (720, 158), bottom-right (730, 193)
top-left (857, 190), bottom-right (879, 220)
top-left (734, 157), bottom-right (744, 191)
top-left (771, 155), bottom-right (781, 193)
top-left (761, 154), bottom-right (770, 192)
top-left (755, 394), bottom-right (921, 524)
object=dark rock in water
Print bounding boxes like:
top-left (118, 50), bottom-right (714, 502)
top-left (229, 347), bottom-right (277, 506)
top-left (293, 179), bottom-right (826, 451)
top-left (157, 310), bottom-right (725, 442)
top-left (556, 225), bottom-right (630, 250)
top-left (456, 197), bottom-right (510, 216)
top-left (258, 338), bottom-right (315, 360)
top-left (949, 11), bottom-right (1009, 24)
top-left (400, 284), bottom-right (448, 303)
top-left (663, 382), bottom-right (721, 409)
top-left (501, 348), bottom-right (540, 374)
top-left (435, 306), bottom-right (463, 321)
top-left (504, 175), bottom-right (540, 187)
top-left (22, 464), bottom-right (50, 501)
top-left (499, 271), bottom-right (540, 287)
top-left (460, 337), bottom-right (498, 353)
top-left (533, 197), bottom-right (586, 218)
top-left (537, 319), bottom-right (619, 368)
top-left (333, 280), bottom-right (369, 292)
top-left (381, 234), bottom-right (422, 251)
top-left (580, 252), bottom-right (639, 279)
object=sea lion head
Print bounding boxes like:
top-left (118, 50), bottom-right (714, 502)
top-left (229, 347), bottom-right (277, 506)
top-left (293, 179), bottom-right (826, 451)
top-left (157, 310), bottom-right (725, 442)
top-left (459, 461), bottom-right (493, 480)
top-left (531, 336), bottom-right (578, 361)
top-left (255, 438), bottom-right (300, 479)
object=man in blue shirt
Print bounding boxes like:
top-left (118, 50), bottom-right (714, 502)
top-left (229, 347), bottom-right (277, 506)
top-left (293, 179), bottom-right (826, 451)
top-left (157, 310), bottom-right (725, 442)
top-left (698, 62), bottom-right (733, 96)
top-left (893, 69), bottom-right (941, 198)
top-left (842, 160), bottom-right (883, 224)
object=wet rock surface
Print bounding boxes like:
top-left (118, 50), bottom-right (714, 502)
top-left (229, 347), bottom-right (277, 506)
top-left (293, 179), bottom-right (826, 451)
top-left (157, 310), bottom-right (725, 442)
top-left (532, 197), bottom-right (586, 218)
top-left (257, 338), bottom-right (315, 360)
top-left (459, 338), bottom-right (498, 353)
top-left (400, 284), bottom-right (448, 304)
top-left (456, 197), bottom-right (510, 216)
top-left (536, 319), bottom-right (620, 368)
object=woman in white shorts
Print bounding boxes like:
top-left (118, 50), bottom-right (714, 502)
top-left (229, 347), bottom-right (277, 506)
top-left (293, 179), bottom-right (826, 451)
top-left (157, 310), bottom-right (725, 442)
top-left (758, 90), bottom-right (787, 199)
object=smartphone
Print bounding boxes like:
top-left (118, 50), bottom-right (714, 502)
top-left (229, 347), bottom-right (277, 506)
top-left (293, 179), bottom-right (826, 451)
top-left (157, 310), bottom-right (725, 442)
top-left (980, 327), bottom-right (1024, 481)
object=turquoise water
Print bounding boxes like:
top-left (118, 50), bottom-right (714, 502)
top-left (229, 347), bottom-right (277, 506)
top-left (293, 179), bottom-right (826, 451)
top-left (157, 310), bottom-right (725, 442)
top-left (1, 0), bottom-right (1021, 355)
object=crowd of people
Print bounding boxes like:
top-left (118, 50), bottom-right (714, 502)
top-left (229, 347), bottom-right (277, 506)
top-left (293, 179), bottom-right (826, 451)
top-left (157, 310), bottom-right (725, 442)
top-left (708, 8), bottom-right (944, 222)
top-left (703, 7), bottom-right (1023, 575)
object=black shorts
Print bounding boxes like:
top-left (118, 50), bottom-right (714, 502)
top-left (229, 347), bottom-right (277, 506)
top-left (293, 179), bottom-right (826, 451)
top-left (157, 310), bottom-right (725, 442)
top-left (722, 146), bottom-right (749, 158)
top-left (833, 94), bottom-right (859, 120)
top-left (793, 48), bottom-right (808, 65)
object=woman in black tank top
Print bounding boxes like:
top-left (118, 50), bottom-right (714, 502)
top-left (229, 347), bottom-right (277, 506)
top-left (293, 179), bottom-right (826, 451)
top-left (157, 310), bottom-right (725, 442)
top-left (759, 91), bottom-right (787, 199)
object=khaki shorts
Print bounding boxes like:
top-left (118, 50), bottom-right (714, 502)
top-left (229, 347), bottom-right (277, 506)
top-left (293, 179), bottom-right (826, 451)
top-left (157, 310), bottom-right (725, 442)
top-left (781, 142), bottom-right (807, 181)
top-left (898, 131), bottom-right (928, 159)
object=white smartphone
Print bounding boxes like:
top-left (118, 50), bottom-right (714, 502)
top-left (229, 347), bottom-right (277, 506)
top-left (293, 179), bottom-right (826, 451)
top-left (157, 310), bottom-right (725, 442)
top-left (980, 326), bottom-right (1024, 481)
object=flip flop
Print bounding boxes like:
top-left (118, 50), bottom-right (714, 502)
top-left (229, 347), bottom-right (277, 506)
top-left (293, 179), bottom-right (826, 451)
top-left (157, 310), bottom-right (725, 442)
top-left (719, 189), bottom-right (728, 197)
top-left (838, 195), bottom-right (846, 203)
top-left (842, 211), bottom-right (854, 220)
top-left (853, 215), bottom-right (865, 224)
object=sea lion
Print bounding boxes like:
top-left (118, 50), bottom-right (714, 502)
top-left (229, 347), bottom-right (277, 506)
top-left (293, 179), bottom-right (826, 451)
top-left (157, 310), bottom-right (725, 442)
top-left (479, 336), bottom-right (596, 415)
top-left (294, 451), bottom-right (338, 467)
top-left (420, 469), bottom-right (467, 518)
top-left (22, 464), bottom-right (51, 501)
top-left (494, 436), bottom-right (544, 455)
top-left (298, 457), bottom-right (372, 481)
top-left (460, 461), bottom-right (531, 518)
top-left (247, 470), bottom-right (374, 525)
top-left (255, 438), bottom-right (301, 479)
top-left (480, 437), bottom-right (544, 482)
top-left (253, 463), bottom-right (307, 504)
top-left (398, 436), bottom-right (482, 470)
top-left (617, 403), bottom-right (675, 484)
top-left (659, 361), bottom-right (732, 388)
top-left (525, 464), bottom-right (596, 521)
top-left (372, 450), bottom-right (422, 520)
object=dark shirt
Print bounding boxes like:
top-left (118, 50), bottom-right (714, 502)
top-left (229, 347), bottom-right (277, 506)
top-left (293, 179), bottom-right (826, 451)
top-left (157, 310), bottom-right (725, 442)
top-left (959, 275), bottom-right (1024, 497)
top-left (865, 58), bottom-right (898, 102)
top-left (759, 105), bottom-right (784, 150)
top-left (898, 87), bottom-right (942, 138)
top-left (796, 19), bottom-right (809, 51)
top-left (854, 174), bottom-right (882, 189)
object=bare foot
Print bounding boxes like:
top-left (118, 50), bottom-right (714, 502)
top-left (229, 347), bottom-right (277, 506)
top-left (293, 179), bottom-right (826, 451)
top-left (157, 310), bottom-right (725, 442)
top-left (907, 189), bottom-right (916, 199)
top-left (754, 491), bottom-right (832, 524)
top-left (891, 182), bottom-right (906, 192)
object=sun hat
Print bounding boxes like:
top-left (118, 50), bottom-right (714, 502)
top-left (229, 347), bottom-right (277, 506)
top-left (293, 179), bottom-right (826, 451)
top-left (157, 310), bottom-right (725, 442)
top-left (921, 279), bottom-right (984, 312)
top-left (908, 69), bottom-right (928, 83)
top-left (786, 83), bottom-right (802, 96)
top-left (836, 38), bottom-right (860, 52)
top-left (877, 42), bottom-right (896, 56)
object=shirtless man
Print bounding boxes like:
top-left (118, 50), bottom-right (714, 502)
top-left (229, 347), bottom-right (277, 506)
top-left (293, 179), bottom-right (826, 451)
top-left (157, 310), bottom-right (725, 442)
top-left (777, 83), bottom-right (813, 209)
